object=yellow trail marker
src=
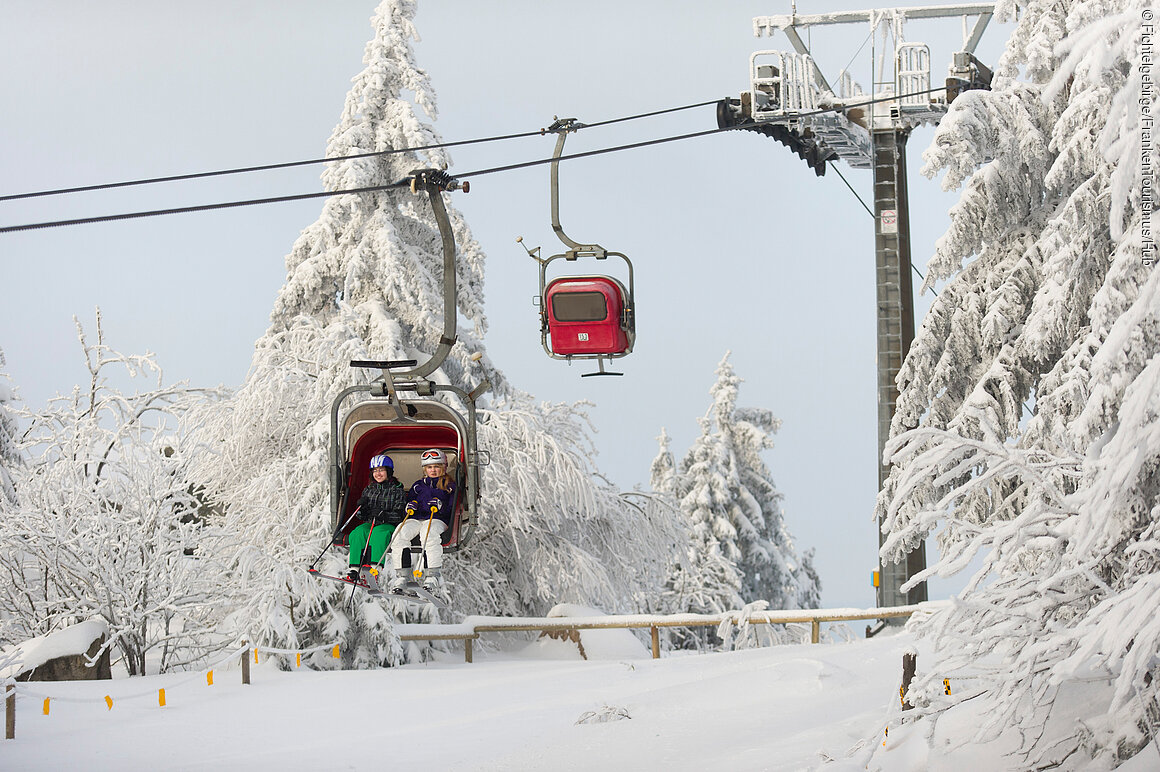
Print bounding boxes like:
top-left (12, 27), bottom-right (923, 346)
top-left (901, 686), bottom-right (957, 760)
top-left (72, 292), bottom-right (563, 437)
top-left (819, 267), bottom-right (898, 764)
top-left (254, 648), bottom-right (259, 664)
top-left (296, 653), bottom-right (302, 668)
top-left (206, 670), bottom-right (214, 686)
top-left (332, 645), bottom-right (340, 659)
top-left (42, 698), bottom-right (50, 715)
top-left (158, 689), bottom-right (166, 707)
top-left (104, 696), bottom-right (113, 710)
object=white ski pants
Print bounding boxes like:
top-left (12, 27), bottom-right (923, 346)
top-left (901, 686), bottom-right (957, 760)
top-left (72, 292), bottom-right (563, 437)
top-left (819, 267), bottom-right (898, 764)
top-left (390, 518), bottom-right (448, 570)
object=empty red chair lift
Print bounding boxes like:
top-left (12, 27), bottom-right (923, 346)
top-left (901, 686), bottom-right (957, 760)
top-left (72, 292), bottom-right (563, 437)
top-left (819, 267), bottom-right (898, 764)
top-left (545, 275), bottom-right (633, 356)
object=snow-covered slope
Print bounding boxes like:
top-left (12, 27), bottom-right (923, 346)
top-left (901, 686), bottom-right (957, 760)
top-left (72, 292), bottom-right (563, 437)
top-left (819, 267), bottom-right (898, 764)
top-left (5, 632), bottom-right (911, 771)
top-left (6, 630), bottom-right (1160, 770)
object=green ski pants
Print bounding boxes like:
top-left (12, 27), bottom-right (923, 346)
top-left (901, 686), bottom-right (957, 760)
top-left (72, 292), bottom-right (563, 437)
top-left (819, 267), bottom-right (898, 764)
top-left (348, 522), bottom-right (395, 567)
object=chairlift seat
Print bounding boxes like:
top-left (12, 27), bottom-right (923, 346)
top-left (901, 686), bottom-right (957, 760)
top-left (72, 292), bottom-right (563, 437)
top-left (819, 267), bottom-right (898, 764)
top-left (337, 399), bottom-right (469, 550)
top-left (545, 275), bottom-right (632, 356)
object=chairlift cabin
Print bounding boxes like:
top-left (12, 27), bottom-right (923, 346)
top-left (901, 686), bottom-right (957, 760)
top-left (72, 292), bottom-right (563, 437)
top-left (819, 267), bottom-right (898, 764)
top-left (329, 367), bottom-right (485, 554)
top-left (522, 118), bottom-right (637, 376)
top-left (325, 170), bottom-right (487, 557)
top-left (544, 274), bottom-right (633, 356)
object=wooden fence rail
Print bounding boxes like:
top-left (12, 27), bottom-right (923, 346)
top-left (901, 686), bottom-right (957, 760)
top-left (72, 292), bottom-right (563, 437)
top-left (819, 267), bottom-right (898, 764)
top-left (399, 604), bottom-right (925, 662)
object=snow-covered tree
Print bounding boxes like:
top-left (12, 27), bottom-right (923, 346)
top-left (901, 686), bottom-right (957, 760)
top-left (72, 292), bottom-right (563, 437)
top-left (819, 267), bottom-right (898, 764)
top-left (0, 346), bottom-right (20, 506)
top-left (454, 398), bottom-right (683, 618)
top-left (657, 353), bottom-right (819, 646)
top-left (711, 356), bottom-right (820, 609)
top-left (189, 0), bottom-right (680, 667)
top-left (188, 0), bottom-right (495, 668)
top-left (874, 0), bottom-right (1159, 765)
top-left (649, 428), bottom-right (677, 497)
top-left (0, 314), bottom-right (229, 675)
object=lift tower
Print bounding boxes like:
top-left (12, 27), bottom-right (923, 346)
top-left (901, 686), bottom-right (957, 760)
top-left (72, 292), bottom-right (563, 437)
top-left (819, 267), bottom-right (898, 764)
top-left (719, 4), bottom-right (995, 611)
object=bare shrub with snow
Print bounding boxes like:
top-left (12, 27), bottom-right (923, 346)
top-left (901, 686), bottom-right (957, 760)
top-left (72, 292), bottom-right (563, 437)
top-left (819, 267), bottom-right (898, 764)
top-left (0, 314), bottom-right (229, 675)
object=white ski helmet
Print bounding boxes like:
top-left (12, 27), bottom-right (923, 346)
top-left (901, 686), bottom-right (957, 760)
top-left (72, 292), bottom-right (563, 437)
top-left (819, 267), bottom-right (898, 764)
top-left (369, 454), bottom-right (393, 470)
top-left (420, 449), bottom-right (446, 466)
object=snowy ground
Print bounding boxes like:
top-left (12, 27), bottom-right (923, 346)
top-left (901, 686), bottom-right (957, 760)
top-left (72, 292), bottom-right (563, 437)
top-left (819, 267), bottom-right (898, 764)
top-left (4, 629), bottom-right (1160, 771)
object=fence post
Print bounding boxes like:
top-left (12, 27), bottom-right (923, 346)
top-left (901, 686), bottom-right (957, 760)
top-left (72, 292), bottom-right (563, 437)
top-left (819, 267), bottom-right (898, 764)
top-left (464, 637), bottom-right (473, 664)
top-left (241, 642), bottom-right (251, 685)
top-left (811, 619), bottom-right (821, 644)
top-left (5, 684), bottom-right (14, 740)
top-left (650, 626), bottom-right (660, 659)
top-left (901, 651), bottom-right (917, 710)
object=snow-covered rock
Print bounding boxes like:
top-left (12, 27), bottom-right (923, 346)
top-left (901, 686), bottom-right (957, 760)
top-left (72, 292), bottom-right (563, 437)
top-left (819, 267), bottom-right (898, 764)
top-left (521, 604), bottom-right (650, 661)
top-left (2, 618), bottom-right (110, 681)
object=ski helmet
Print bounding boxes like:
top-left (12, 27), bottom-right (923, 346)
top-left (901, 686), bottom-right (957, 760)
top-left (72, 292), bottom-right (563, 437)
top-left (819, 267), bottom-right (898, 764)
top-left (420, 449), bottom-right (446, 466)
top-left (369, 454), bottom-right (393, 470)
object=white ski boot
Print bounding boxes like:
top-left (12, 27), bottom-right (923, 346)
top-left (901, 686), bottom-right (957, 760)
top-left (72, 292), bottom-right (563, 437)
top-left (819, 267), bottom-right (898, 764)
top-left (387, 569), bottom-right (408, 594)
top-left (421, 568), bottom-right (443, 593)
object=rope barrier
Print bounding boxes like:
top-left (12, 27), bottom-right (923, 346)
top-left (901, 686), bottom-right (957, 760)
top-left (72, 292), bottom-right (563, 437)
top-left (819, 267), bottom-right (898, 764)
top-left (11, 643), bottom-right (252, 706)
top-left (6, 639), bottom-right (348, 726)
top-left (252, 642), bottom-right (341, 656)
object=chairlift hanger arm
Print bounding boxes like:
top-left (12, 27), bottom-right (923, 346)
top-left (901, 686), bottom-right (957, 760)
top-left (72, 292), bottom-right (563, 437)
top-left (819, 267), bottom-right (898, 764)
top-left (393, 169), bottom-right (466, 380)
top-left (547, 119), bottom-right (606, 257)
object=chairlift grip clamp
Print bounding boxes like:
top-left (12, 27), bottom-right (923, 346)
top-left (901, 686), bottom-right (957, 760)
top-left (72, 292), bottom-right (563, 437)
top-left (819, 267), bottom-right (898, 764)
top-left (409, 168), bottom-right (469, 194)
top-left (544, 117), bottom-right (586, 134)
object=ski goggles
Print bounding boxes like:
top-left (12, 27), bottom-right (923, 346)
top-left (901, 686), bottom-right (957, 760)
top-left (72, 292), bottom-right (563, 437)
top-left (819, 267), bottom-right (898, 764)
top-left (420, 449), bottom-right (446, 465)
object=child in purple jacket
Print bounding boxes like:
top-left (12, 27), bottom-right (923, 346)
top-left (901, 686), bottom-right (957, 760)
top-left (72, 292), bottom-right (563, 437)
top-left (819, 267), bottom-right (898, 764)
top-left (387, 449), bottom-right (456, 594)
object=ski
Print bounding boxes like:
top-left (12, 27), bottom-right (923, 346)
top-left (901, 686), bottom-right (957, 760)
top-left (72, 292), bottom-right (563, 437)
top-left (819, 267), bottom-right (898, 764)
top-left (386, 581), bottom-right (448, 609)
top-left (401, 581), bottom-right (449, 609)
top-left (308, 567), bottom-right (447, 608)
top-left (307, 567), bottom-right (381, 594)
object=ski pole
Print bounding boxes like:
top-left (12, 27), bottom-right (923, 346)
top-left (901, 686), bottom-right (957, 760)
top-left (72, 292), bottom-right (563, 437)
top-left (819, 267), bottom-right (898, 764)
top-left (360, 521), bottom-right (377, 566)
top-left (308, 507), bottom-right (361, 570)
top-left (375, 509), bottom-right (414, 573)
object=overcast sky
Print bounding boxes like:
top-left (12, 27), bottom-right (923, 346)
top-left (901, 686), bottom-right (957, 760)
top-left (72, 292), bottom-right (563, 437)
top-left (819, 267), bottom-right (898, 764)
top-left (0, 1), bottom-right (1012, 609)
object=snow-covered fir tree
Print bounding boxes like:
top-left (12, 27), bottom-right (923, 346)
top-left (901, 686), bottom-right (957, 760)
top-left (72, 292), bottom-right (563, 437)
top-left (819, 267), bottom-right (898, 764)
top-left (0, 346), bottom-right (20, 506)
top-left (0, 315), bottom-right (229, 674)
top-left (187, 0), bottom-right (494, 668)
top-left (874, 0), bottom-right (1159, 765)
top-left (649, 428), bottom-right (677, 498)
top-left (710, 355), bottom-right (820, 610)
top-left (189, 0), bottom-right (680, 667)
top-left (656, 353), bottom-right (819, 644)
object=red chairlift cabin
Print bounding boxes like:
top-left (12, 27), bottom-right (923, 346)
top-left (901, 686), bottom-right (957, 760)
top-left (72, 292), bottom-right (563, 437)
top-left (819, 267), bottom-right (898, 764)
top-left (544, 274), bottom-right (633, 357)
top-left (523, 118), bottom-right (637, 375)
top-left (333, 397), bottom-right (477, 553)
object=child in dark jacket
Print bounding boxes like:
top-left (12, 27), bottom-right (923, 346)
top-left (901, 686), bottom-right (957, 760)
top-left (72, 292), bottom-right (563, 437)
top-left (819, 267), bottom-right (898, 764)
top-left (346, 454), bottom-right (406, 581)
top-left (387, 448), bottom-right (456, 593)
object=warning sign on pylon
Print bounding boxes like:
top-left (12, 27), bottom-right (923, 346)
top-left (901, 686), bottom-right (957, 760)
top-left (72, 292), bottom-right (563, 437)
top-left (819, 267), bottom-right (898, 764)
top-left (880, 209), bottom-right (898, 234)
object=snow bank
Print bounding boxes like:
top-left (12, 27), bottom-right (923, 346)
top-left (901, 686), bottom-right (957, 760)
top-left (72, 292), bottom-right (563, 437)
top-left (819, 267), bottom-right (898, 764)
top-left (517, 604), bottom-right (650, 661)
